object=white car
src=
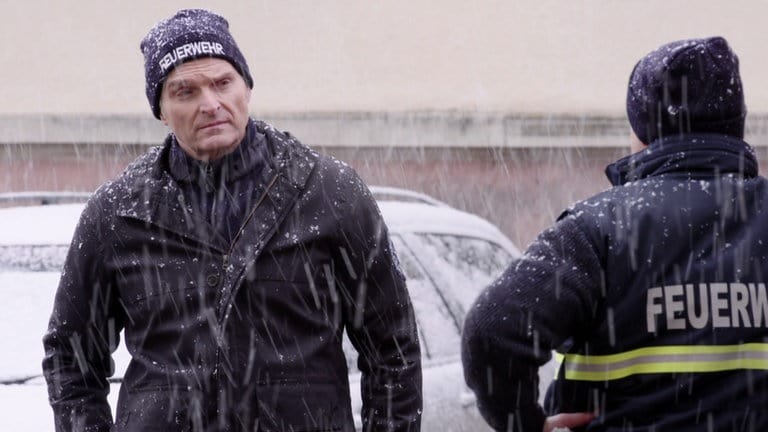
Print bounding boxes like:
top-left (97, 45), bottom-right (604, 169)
top-left (0, 187), bottom-right (525, 431)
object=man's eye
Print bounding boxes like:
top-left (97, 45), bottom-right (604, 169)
top-left (175, 88), bottom-right (193, 98)
top-left (216, 79), bottom-right (232, 88)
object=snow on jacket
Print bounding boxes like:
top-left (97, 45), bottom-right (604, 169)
top-left (42, 119), bottom-right (422, 431)
top-left (462, 133), bottom-right (768, 431)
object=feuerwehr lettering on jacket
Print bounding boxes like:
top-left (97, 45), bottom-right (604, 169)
top-left (647, 283), bottom-right (768, 332)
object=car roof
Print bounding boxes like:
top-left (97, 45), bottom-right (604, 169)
top-left (0, 188), bottom-right (521, 256)
top-left (377, 200), bottom-right (520, 256)
top-left (0, 203), bottom-right (83, 246)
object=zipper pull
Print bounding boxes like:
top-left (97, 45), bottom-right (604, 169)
top-left (198, 162), bottom-right (215, 193)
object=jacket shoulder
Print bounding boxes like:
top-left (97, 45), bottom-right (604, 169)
top-left (254, 119), bottom-right (371, 201)
top-left (87, 145), bottom-right (165, 213)
top-left (559, 179), bottom-right (656, 232)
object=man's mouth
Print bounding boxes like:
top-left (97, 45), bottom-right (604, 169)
top-left (199, 120), bottom-right (229, 130)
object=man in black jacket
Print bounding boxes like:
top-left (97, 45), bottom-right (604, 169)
top-left (42, 9), bottom-right (422, 431)
top-left (462, 36), bottom-right (768, 431)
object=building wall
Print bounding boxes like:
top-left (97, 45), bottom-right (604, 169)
top-left (5, 140), bottom-right (768, 249)
top-left (3, 0), bottom-right (768, 116)
top-left (5, 1), bottom-right (768, 248)
top-left (0, 140), bottom-right (615, 247)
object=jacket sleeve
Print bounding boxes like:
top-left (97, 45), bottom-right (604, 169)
top-left (461, 214), bottom-right (602, 432)
top-left (337, 178), bottom-right (423, 432)
top-left (42, 197), bottom-right (121, 432)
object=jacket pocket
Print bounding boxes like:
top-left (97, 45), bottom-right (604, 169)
top-left (256, 380), bottom-right (352, 432)
top-left (114, 387), bottom-right (195, 432)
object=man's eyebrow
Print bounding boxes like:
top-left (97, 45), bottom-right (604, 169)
top-left (166, 71), bottom-right (235, 88)
top-left (164, 79), bottom-right (190, 90)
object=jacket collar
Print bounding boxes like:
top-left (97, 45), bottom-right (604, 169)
top-left (605, 133), bottom-right (758, 186)
top-left (116, 119), bottom-right (318, 250)
top-left (167, 120), bottom-right (269, 189)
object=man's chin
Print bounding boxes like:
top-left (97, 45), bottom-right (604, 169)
top-left (193, 138), bottom-right (239, 160)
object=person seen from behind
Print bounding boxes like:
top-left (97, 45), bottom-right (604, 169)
top-left (462, 36), bottom-right (767, 431)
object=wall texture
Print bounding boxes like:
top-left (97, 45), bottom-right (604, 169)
top-left (4, 138), bottom-right (768, 249)
top-left (4, 1), bottom-right (768, 248)
top-left (2, 1), bottom-right (767, 116)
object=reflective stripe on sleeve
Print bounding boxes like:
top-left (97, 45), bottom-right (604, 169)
top-left (562, 343), bottom-right (768, 381)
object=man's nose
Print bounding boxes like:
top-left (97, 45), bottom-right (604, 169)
top-left (200, 88), bottom-right (221, 114)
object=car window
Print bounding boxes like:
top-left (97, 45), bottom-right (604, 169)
top-left (390, 235), bottom-right (461, 359)
top-left (343, 234), bottom-right (462, 369)
top-left (416, 234), bottom-right (511, 284)
top-left (406, 233), bottom-right (513, 322)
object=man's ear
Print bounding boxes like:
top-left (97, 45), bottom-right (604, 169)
top-left (630, 130), bottom-right (647, 153)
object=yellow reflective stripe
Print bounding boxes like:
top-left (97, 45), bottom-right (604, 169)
top-left (552, 352), bottom-right (564, 381)
top-left (562, 343), bottom-right (768, 381)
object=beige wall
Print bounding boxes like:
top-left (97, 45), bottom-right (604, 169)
top-left (4, 0), bottom-right (768, 116)
top-left (5, 1), bottom-right (768, 245)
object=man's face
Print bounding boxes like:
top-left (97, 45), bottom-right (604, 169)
top-left (159, 58), bottom-right (252, 161)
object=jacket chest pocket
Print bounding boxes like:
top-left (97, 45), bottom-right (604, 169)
top-left (243, 252), bottom-right (343, 321)
top-left (244, 240), bottom-right (342, 318)
top-left (112, 248), bottom-right (222, 314)
top-left (229, 267), bottom-right (345, 370)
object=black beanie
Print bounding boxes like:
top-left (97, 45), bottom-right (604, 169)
top-left (626, 36), bottom-right (746, 144)
top-left (140, 9), bottom-right (254, 119)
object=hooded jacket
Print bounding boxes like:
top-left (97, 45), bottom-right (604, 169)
top-left (43, 119), bottom-right (422, 431)
top-left (462, 133), bottom-right (768, 431)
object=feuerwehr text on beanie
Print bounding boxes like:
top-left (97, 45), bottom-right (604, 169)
top-left (140, 9), bottom-right (254, 119)
top-left (626, 36), bottom-right (746, 144)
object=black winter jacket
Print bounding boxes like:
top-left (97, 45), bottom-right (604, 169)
top-left (43, 120), bottom-right (422, 431)
top-left (462, 133), bottom-right (768, 431)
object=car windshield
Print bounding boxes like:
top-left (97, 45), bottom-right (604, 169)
top-left (404, 233), bottom-right (513, 321)
top-left (344, 232), bottom-right (513, 370)
top-left (0, 245), bottom-right (69, 272)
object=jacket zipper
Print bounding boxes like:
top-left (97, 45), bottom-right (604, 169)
top-left (220, 171), bottom-right (280, 272)
top-left (212, 171), bottom-right (281, 403)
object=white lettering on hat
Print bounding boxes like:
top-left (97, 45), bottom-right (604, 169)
top-left (158, 41), bottom-right (225, 72)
